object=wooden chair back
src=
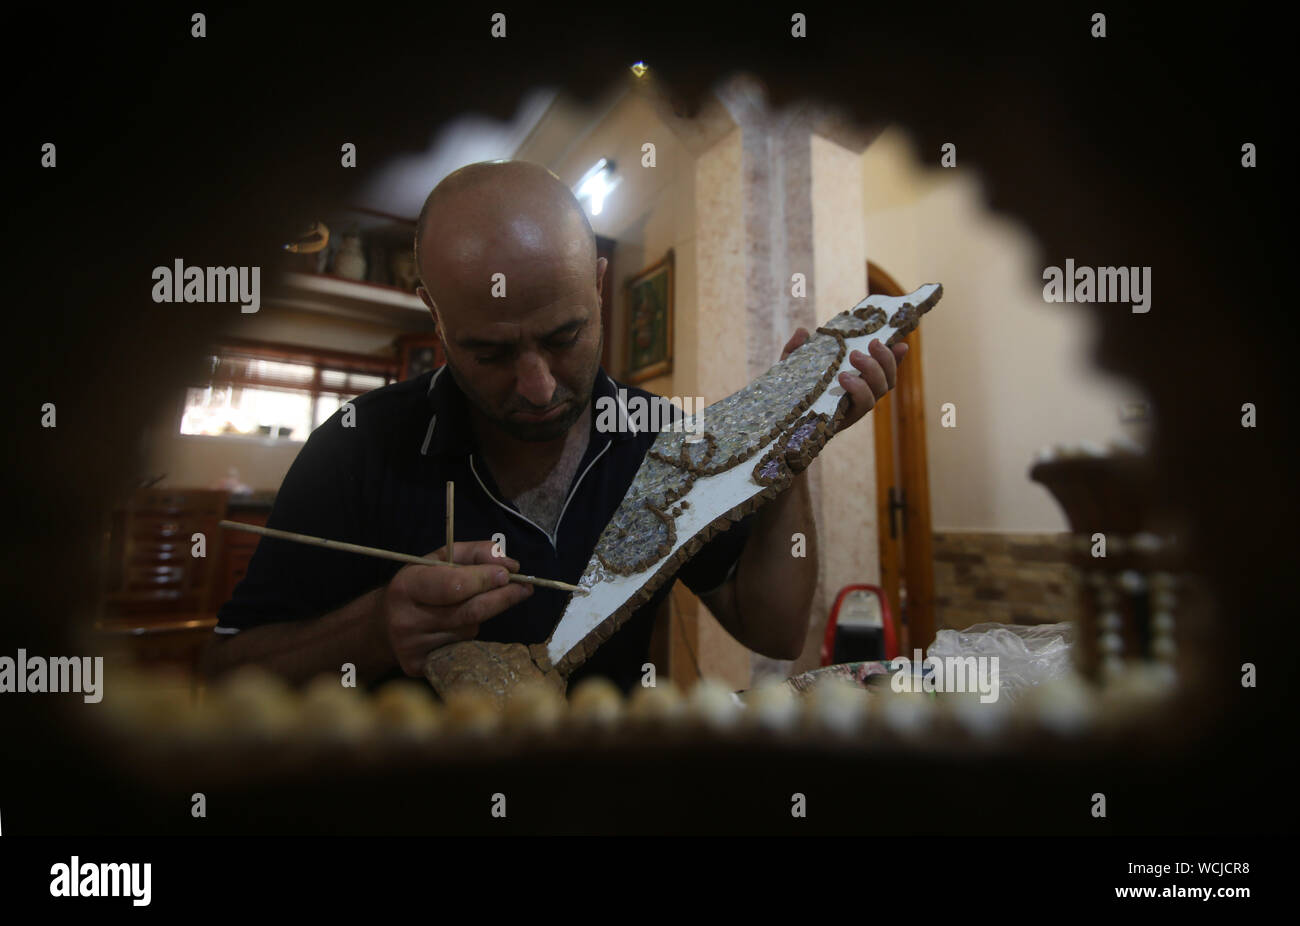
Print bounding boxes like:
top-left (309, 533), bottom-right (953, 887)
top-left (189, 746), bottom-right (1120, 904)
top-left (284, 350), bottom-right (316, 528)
top-left (103, 488), bottom-right (229, 617)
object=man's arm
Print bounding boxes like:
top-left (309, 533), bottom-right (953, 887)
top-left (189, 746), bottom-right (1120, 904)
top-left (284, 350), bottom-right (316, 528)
top-left (699, 469), bottom-right (817, 660)
top-left (200, 541), bottom-right (531, 686)
top-left (698, 328), bottom-right (906, 660)
top-left (199, 586), bottom-right (393, 687)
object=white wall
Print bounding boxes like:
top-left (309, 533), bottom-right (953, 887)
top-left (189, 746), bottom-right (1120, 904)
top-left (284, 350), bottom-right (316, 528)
top-left (861, 128), bottom-right (1147, 532)
top-left (530, 93), bottom-right (700, 401)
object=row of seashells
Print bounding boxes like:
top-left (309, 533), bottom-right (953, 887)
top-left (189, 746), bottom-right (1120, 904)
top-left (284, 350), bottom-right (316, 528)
top-left (94, 662), bottom-right (1180, 749)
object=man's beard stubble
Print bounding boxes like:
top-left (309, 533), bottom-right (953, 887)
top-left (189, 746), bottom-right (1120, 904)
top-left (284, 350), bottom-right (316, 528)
top-left (443, 353), bottom-right (598, 443)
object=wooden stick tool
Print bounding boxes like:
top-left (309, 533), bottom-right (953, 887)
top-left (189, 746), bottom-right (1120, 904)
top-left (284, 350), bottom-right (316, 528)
top-left (445, 481), bottom-right (455, 565)
top-left (218, 520), bottom-right (587, 594)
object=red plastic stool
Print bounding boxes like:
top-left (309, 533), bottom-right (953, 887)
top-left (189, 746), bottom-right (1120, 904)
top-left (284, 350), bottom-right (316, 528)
top-left (822, 584), bottom-right (898, 666)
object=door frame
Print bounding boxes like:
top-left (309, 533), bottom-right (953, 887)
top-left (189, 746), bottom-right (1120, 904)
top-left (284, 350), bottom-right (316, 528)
top-left (869, 261), bottom-right (937, 654)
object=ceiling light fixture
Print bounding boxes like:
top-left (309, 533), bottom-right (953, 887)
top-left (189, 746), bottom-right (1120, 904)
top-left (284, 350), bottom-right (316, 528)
top-left (575, 158), bottom-right (620, 217)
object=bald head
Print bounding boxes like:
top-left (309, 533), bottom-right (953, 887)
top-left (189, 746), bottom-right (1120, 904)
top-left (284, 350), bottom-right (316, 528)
top-left (412, 160), bottom-right (607, 444)
top-left (414, 160), bottom-right (596, 299)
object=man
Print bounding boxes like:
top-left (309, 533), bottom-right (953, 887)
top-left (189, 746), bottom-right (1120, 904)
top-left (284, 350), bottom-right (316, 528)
top-left (200, 160), bottom-right (905, 692)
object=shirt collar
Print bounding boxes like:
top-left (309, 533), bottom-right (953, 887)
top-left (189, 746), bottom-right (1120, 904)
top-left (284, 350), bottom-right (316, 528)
top-left (420, 364), bottom-right (638, 460)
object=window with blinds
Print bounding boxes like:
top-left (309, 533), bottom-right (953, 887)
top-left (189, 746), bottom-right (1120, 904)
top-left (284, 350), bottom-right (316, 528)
top-left (179, 339), bottom-right (398, 441)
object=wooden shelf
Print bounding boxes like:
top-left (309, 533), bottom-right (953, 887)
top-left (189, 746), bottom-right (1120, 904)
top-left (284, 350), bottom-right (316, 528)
top-left (267, 271), bottom-right (431, 329)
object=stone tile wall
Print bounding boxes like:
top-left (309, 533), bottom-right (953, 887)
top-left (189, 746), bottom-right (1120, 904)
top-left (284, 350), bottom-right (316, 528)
top-left (932, 532), bottom-right (1079, 629)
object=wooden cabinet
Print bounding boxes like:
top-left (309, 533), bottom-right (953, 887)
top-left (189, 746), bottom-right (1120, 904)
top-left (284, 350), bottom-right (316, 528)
top-left (103, 489), bottom-right (229, 616)
top-left (215, 506), bottom-right (269, 610)
top-left (96, 488), bottom-right (255, 676)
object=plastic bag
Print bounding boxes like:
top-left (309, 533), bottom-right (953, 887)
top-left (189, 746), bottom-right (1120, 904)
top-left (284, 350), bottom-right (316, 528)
top-left (926, 622), bottom-right (1075, 702)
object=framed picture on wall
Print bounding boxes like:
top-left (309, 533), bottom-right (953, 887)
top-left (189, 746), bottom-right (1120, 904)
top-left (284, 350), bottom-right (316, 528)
top-left (624, 249), bottom-right (674, 384)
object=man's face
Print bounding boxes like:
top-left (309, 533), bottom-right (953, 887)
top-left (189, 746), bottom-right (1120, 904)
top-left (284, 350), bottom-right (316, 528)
top-left (425, 253), bottom-right (606, 443)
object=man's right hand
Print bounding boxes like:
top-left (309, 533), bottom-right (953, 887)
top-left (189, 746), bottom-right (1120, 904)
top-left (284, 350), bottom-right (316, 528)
top-left (377, 540), bottom-right (534, 677)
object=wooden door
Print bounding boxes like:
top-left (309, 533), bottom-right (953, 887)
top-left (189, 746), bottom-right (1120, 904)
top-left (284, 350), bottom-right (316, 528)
top-left (869, 262), bottom-right (937, 654)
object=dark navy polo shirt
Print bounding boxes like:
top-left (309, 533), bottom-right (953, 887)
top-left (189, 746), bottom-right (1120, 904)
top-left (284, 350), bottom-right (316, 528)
top-left (215, 365), bottom-right (755, 692)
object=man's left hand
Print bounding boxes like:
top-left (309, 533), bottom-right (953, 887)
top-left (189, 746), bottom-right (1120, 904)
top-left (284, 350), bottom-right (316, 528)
top-left (779, 328), bottom-right (908, 431)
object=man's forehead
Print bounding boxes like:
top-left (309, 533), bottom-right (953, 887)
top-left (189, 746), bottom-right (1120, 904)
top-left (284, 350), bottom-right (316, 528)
top-left (437, 218), bottom-right (565, 265)
top-left (440, 268), bottom-right (590, 313)
top-left (423, 232), bottom-right (589, 307)
top-left (442, 288), bottom-right (592, 339)
top-left (453, 297), bottom-right (588, 326)
top-left (431, 229), bottom-right (588, 277)
top-left (463, 316), bottom-right (580, 338)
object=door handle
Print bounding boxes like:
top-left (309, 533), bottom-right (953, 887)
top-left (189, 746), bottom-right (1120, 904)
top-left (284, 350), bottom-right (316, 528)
top-left (888, 487), bottom-right (907, 539)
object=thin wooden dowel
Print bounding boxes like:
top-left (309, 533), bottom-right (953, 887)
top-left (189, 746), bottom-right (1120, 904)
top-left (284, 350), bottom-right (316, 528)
top-left (445, 481), bottom-right (455, 566)
top-left (218, 520), bottom-right (587, 594)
